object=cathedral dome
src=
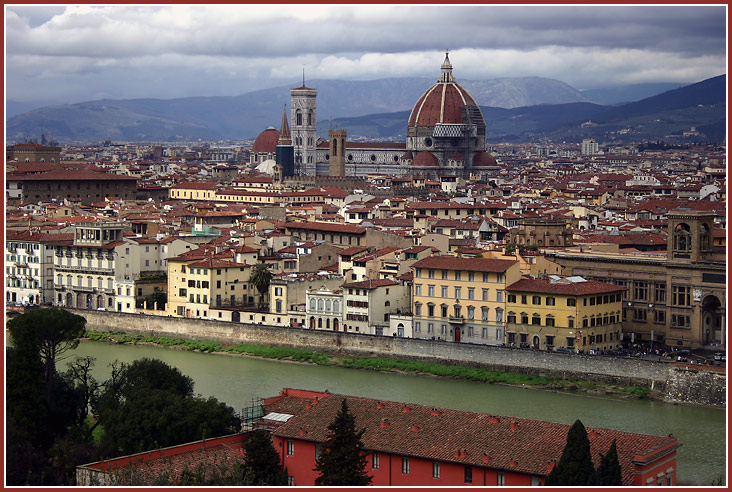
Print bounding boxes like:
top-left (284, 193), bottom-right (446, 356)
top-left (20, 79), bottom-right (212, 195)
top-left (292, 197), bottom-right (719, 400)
top-left (472, 151), bottom-right (498, 167)
top-left (408, 53), bottom-right (483, 129)
top-left (411, 150), bottom-right (439, 167)
top-left (252, 127), bottom-right (280, 153)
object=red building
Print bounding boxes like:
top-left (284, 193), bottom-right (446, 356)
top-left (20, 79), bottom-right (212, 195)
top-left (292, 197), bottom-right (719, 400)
top-left (264, 388), bottom-right (680, 487)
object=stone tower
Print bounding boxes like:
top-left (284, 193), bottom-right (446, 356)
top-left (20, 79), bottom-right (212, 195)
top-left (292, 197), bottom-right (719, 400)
top-left (667, 210), bottom-right (715, 264)
top-left (290, 78), bottom-right (317, 176)
top-left (328, 129), bottom-right (347, 177)
top-left (276, 106), bottom-right (295, 177)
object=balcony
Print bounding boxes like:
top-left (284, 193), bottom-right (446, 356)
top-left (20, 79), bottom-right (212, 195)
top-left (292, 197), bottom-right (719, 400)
top-left (55, 264), bottom-right (114, 274)
top-left (448, 316), bottom-right (464, 324)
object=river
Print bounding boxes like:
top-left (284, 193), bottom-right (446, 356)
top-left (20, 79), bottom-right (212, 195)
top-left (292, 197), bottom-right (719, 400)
top-left (67, 339), bottom-right (725, 485)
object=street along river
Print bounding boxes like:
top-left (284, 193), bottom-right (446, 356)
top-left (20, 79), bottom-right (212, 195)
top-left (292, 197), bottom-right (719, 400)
top-left (69, 339), bottom-right (725, 485)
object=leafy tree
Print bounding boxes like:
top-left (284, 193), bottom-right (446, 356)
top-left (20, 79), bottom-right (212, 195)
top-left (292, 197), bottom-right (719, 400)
top-left (596, 438), bottom-right (622, 485)
top-left (314, 398), bottom-right (372, 486)
top-left (6, 309), bottom-right (91, 485)
top-left (242, 429), bottom-right (287, 485)
top-left (144, 288), bottom-right (167, 310)
top-left (249, 263), bottom-right (273, 306)
top-left (97, 358), bottom-right (239, 455)
top-left (545, 419), bottom-right (596, 486)
top-left (8, 307), bottom-right (86, 383)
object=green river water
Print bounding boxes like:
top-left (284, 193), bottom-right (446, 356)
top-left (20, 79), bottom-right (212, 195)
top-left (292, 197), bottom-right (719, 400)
top-left (64, 339), bottom-right (726, 485)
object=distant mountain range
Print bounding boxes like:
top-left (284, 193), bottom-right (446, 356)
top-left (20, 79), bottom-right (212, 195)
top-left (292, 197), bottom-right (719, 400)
top-left (6, 75), bottom-right (725, 144)
top-left (328, 75), bottom-right (726, 144)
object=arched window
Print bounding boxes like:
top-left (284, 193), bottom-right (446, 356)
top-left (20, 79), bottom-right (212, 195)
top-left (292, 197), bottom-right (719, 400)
top-left (333, 300), bottom-right (340, 313)
top-left (317, 318), bottom-right (322, 328)
top-left (325, 299), bottom-right (332, 312)
top-left (673, 223), bottom-right (691, 252)
top-left (308, 110), bottom-right (313, 126)
top-left (310, 298), bottom-right (316, 311)
top-left (296, 110), bottom-right (302, 126)
top-left (317, 299), bottom-right (324, 311)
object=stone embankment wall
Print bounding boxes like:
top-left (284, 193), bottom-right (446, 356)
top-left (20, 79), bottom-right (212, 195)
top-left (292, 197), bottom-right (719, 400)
top-left (664, 365), bottom-right (726, 407)
top-left (74, 310), bottom-right (725, 407)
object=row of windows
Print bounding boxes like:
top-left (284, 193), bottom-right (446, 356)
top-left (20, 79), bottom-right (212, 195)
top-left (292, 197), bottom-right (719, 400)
top-left (415, 269), bottom-right (504, 283)
top-left (414, 322), bottom-right (503, 339)
top-left (57, 275), bottom-right (114, 289)
top-left (415, 303), bottom-right (504, 322)
top-left (7, 242), bottom-right (41, 251)
top-left (309, 298), bottom-right (341, 312)
top-left (506, 312), bottom-right (620, 328)
top-left (415, 284), bottom-right (503, 302)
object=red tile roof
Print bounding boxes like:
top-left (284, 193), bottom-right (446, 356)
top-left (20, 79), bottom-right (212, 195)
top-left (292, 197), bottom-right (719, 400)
top-left (507, 277), bottom-right (625, 296)
top-left (285, 221), bottom-right (366, 235)
top-left (7, 170), bottom-right (137, 181)
top-left (412, 256), bottom-right (517, 273)
top-left (267, 389), bottom-right (677, 485)
top-left (341, 279), bottom-right (399, 289)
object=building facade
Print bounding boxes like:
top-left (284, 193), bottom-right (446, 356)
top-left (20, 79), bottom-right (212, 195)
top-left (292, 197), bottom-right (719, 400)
top-left (411, 256), bottom-right (521, 344)
top-left (505, 276), bottom-right (625, 352)
top-left (546, 210), bottom-right (726, 348)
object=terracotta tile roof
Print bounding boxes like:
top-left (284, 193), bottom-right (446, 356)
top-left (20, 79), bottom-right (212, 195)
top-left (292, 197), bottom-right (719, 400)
top-left (7, 169), bottom-right (137, 181)
top-left (186, 258), bottom-right (248, 268)
top-left (507, 277), bottom-right (625, 296)
top-left (285, 221), bottom-right (366, 235)
top-left (171, 181), bottom-right (218, 190)
top-left (268, 390), bottom-right (677, 485)
top-left (341, 279), bottom-right (399, 289)
top-left (337, 246), bottom-right (371, 257)
top-left (412, 256), bottom-right (517, 273)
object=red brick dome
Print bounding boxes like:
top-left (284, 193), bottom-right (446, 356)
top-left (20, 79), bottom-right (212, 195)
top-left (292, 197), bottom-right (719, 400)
top-left (472, 151), bottom-right (498, 167)
top-left (252, 127), bottom-right (280, 153)
top-left (408, 83), bottom-right (479, 128)
top-left (411, 151), bottom-right (439, 167)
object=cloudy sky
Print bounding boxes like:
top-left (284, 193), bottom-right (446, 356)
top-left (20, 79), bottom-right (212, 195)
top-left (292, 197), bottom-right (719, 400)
top-left (5, 4), bottom-right (727, 107)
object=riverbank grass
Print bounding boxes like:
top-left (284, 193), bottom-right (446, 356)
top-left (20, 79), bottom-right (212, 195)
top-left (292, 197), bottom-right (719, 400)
top-left (82, 331), bottom-right (651, 399)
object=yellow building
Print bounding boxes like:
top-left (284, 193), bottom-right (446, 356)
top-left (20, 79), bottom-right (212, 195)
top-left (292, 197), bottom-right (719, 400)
top-left (411, 256), bottom-right (521, 345)
top-left (166, 253), bottom-right (255, 320)
top-left (505, 276), bottom-right (625, 353)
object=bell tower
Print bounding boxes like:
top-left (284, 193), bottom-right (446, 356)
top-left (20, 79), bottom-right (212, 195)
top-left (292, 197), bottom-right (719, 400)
top-left (328, 129), bottom-right (347, 177)
top-left (290, 72), bottom-right (317, 176)
top-left (667, 209), bottom-right (715, 264)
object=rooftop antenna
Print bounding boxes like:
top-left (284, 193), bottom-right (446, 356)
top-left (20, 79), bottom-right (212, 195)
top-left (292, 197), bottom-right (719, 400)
top-left (302, 66), bottom-right (305, 86)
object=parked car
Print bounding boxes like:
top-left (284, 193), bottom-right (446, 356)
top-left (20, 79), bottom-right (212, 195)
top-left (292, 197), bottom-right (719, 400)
top-left (555, 347), bottom-right (573, 354)
top-left (713, 352), bottom-right (724, 361)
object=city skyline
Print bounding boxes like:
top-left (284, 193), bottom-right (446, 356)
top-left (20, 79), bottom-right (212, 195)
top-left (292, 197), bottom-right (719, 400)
top-left (5, 4), bottom-right (727, 108)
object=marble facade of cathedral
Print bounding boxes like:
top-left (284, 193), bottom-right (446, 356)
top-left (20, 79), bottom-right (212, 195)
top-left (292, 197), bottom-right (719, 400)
top-left (251, 53), bottom-right (500, 179)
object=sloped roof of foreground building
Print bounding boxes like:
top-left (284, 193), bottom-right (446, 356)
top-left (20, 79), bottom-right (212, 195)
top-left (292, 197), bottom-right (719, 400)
top-left (265, 389), bottom-right (679, 486)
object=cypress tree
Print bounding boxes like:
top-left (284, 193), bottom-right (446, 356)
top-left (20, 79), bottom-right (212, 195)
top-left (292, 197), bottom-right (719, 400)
top-left (314, 398), bottom-right (372, 486)
top-left (545, 419), bottom-right (597, 486)
top-left (597, 438), bottom-right (623, 485)
top-left (242, 429), bottom-right (287, 485)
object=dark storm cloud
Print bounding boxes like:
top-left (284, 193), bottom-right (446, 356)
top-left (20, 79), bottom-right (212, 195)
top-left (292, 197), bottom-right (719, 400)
top-left (5, 5), bottom-right (727, 104)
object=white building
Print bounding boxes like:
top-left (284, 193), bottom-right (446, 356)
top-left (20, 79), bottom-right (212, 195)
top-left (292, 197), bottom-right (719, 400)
top-left (581, 138), bottom-right (599, 155)
top-left (5, 231), bottom-right (64, 305)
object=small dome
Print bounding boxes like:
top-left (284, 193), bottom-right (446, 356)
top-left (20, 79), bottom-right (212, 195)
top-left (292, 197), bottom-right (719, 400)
top-left (472, 151), bottom-right (498, 167)
top-left (252, 127), bottom-right (280, 153)
top-left (411, 151), bottom-right (439, 167)
top-left (401, 150), bottom-right (414, 160)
